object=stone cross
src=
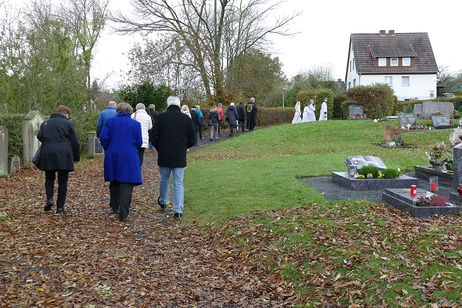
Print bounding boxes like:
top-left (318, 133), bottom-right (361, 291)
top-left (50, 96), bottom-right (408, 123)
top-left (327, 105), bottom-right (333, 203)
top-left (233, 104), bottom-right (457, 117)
top-left (453, 143), bottom-right (462, 190)
top-left (0, 127), bottom-right (8, 176)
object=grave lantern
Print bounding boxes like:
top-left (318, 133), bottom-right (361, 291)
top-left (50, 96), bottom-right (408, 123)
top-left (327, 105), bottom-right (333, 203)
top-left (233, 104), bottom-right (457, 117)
top-left (429, 176), bottom-right (439, 193)
top-left (348, 165), bottom-right (357, 177)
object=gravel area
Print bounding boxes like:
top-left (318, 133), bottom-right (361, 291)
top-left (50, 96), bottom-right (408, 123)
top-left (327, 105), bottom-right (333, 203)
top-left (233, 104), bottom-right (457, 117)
top-left (299, 172), bottom-right (455, 203)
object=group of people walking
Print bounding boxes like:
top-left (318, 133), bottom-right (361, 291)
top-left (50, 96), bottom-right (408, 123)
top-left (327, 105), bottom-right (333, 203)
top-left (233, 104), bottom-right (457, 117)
top-left (292, 98), bottom-right (328, 124)
top-left (36, 96), bottom-right (259, 221)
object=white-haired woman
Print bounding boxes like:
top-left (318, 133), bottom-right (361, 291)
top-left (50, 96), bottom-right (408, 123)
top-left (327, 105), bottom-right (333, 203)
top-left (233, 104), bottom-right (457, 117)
top-left (292, 101), bottom-right (302, 124)
top-left (181, 105), bottom-right (191, 118)
top-left (131, 103), bottom-right (152, 166)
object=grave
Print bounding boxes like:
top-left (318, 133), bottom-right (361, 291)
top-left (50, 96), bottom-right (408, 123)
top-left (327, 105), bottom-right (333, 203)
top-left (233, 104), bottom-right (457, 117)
top-left (9, 155), bottom-right (20, 173)
top-left (450, 143), bottom-right (462, 201)
top-left (382, 188), bottom-right (460, 218)
top-left (398, 112), bottom-right (417, 129)
top-left (88, 132), bottom-right (104, 158)
top-left (332, 172), bottom-right (418, 191)
top-left (414, 165), bottom-right (453, 186)
top-left (0, 127), bottom-right (8, 176)
top-left (384, 125), bottom-right (402, 142)
top-left (413, 104), bottom-right (423, 117)
top-left (348, 105), bottom-right (364, 119)
top-left (431, 115), bottom-right (456, 129)
top-left (22, 110), bottom-right (45, 167)
top-left (421, 101), bottom-right (454, 119)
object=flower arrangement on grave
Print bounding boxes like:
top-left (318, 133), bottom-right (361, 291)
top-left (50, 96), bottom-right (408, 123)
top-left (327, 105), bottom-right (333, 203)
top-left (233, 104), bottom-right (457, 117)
top-left (415, 193), bottom-right (449, 207)
top-left (425, 142), bottom-right (450, 167)
top-left (381, 168), bottom-right (401, 179)
top-left (357, 166), bottom-right (380, 178)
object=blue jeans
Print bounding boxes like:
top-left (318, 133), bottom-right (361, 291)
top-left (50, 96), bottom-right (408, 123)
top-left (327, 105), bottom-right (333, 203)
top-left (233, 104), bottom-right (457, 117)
top-left (159, 167), bottom-right (185, 214)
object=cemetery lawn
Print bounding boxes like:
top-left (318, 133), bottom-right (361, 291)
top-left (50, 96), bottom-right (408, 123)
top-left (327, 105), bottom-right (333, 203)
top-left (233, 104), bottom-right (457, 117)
top-left (185, 120), bottom-right (462, 306)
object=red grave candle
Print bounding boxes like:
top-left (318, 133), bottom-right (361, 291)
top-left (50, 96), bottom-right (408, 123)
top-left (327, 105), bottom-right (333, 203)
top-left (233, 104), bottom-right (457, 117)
top-left (431, 182), bottom-right (437, 191)
top-left (411, 185), bottom-right (416, 197)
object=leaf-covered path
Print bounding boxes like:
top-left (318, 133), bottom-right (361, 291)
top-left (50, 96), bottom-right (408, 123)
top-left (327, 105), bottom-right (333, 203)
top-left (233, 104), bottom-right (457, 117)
top-left (0, 152), bottom-right (296, 307)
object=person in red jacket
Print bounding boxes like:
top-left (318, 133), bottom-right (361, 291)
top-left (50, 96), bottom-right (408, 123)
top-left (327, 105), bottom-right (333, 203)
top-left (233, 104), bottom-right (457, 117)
top-left (217, 103), bottom-right (224, 136)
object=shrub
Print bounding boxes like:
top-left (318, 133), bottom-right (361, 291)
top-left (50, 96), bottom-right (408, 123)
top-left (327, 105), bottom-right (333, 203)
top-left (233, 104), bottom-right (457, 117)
top-left (458, 105), bottom-right (462, 113)
top-left (333, 95), bottom-right (346, 119)
top-left (296, 88), bottom-right (334, 120)
top-left (118, 81), bottom-right (172, 112)
top-left (454, 113), bottom-right (461, 119)
top-left (376, 105), bottom-right (383, 118)
top-left (381, 168), bottom-right (400, 179)
top-left (345, 84), bottom-right (397, 117)
top-left (358, 166), bottom-right (380, 178)
top-left (405, 104), bottom-right (412, 113)
top-left (0, 114), bottom-right (27, 158)
top-left (72, 111), bottom-right (100, 154)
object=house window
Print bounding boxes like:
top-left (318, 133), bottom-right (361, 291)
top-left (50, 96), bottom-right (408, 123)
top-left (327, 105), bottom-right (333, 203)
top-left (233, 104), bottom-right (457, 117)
top-left (385, 76), bottom-right (392, 87)
top-left (348, 82), bottom-right (351, 89)
top-left (350, 60), bottom-right (352, 72)
top-left (390, 58), bottom-right (398, 66)
top-left (378, 58), bottom-right (387, 67)
top-left (353, 79), bottom-right (356, 87)
top-left (352, 58), bottom-right (355, 70)
top-left (401, 76), bottom-right (410, 87)
top-left (403, 57), bottom-right (411, 66)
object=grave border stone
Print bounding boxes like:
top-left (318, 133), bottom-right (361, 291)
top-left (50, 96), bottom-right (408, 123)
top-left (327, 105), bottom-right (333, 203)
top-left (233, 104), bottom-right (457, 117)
top-left (382, 188), bottom-right (460, 218)
top-left (88, 131), bottom-right (104, 158)
top-left (331, 172), bottom-right (418, 191)
top-left (431, 115), bottom-right (457, 129)
top-left (414, 165), bottom-right (453, 186)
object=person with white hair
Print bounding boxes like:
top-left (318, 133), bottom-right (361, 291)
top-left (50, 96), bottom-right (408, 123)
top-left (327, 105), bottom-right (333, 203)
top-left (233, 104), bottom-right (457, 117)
top-left (319, 97), bottom-right (328, 121)
top-left (181, 105), bottom-right (191, 118)
top-left (308, 99), bottom-right (317, 122)
top-left (225, 102), bottom-right (239, 136)
top-left (246, 97), bottom-right (258, 131)
top-left (150, 96), bottom-right (195, 220)
top-left (96, 101), bottom-right (117, 138)
top-left (292, 101), bottom-right (302, 124)
top-left (131, 103), bottom-right (152, 166)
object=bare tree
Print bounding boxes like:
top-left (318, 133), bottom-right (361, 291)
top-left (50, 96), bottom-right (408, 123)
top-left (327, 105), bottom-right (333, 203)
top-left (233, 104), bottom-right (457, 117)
top-left (112, 0), bottom-right (298, 103)
top-left (61, 0), bottom-right (109, 102)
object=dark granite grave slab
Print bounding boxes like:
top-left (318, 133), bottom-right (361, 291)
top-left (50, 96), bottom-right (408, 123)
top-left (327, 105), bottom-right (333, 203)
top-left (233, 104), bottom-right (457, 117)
top-left (449, 192), bottom-right (462, 203)
top-left (414, 165), bottom-right (453, 186)
top-left (382, 188), bottom-right (460, 218)
top-left (331, 172), bottom-right (418, 191)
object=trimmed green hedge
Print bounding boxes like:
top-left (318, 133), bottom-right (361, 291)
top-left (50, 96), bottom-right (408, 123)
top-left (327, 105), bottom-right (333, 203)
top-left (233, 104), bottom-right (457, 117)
top-left (332, 95), bottom-right (346, 119)
top-left (0, 114), bottom-right (26, 158)
top-left (344, 84), bottom-right (397, 119)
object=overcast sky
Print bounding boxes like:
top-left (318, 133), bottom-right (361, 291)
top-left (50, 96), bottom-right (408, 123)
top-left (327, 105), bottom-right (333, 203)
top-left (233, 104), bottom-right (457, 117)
top-left (8, 0), bottom-right (462, 89)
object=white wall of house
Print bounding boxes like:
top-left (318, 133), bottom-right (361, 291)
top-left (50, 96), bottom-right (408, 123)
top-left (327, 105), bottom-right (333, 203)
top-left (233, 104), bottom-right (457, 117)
top-left (345, 45), bottom-right (359, 90)
top-left (360, 74), bottom-right (437, 100)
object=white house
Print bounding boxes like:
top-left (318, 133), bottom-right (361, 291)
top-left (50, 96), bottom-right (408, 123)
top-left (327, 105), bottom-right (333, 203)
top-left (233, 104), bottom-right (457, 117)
top-left (345, 30), bottom-right (438, 100)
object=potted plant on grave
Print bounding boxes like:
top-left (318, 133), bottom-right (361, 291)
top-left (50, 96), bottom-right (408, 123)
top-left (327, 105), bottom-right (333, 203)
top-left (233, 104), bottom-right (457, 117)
top-left (425, 142), bottom-right (449, 168)
top-left (415, 193), bottom-right (449, 207)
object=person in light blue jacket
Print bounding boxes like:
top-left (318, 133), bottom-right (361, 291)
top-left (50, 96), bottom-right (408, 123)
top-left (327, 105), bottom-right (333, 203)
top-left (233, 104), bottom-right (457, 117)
top-left (99, 103), bottom-right (142, 222)
top-left (96, 101), bottom-right (117, 138)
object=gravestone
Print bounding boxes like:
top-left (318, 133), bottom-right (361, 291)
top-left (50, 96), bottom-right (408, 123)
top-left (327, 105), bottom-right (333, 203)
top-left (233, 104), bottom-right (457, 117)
top-left (9, 155), bottom-right (20, 173)
top-left (345, 155), bottom-right (387, 171)
top-left (384, 125), bottom-right (402, 142)
top-left (0, 127), bottom-right (8, 176)
top-left (431, 115), bottom-right (453, 129)
top-left (422, 101), bottom-right (454, 119)
top-left (88, 132), bottom-right (104, 158)
top-left (398, 112), bottom-right (417, 128)
top-left (348, 105), bottom-right (364, 118)
top-left (413, 104), bottom-right (423, 117)
top-left (453, 143), bottom-right (462, 190)
top-left (22, 111), bottom-right (45, 167)
top-left (402, 106), bottom-right (407, 112)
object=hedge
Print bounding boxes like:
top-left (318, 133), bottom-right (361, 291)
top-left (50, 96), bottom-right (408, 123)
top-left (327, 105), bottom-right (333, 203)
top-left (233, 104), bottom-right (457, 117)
top-left (295, 88), bottom-right (335, 120)
top-left (333, 95), bottom-right (346, 119)
top-left (0, 114), bottom-right (27, 158)
top-left (344, 84), bottom-right (397, 119)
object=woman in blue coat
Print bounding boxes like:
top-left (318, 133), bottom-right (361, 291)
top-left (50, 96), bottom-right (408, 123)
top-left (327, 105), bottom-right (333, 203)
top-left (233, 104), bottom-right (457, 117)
top-left (99, 102), bottom-right (142, 221)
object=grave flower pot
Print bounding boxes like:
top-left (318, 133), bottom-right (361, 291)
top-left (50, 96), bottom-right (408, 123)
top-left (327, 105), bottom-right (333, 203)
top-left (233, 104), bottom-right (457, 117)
top-left (429, 159), bottom-right (443, 167)
top-left (458, 184), bottom-right (462, 196)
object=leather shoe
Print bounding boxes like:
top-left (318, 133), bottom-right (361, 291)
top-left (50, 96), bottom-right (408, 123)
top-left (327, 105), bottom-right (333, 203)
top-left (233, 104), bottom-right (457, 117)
top-left (174, 212), bottom-right (183, 220)
top-left (157, 197), bottom-right (166, 212)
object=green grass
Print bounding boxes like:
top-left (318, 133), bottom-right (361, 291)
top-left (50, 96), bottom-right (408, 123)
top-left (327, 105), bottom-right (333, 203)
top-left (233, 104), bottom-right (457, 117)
top-left (184, 119), bottom-right (461, 305)
top-left (185, 120), bottom-right (450, 224)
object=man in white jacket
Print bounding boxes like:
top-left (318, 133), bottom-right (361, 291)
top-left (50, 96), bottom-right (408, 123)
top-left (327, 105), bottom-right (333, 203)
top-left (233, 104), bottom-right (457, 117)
top-left (319, 98), bottom-right (328, 121)
top-left (131, 103), bottom-right (152, 166)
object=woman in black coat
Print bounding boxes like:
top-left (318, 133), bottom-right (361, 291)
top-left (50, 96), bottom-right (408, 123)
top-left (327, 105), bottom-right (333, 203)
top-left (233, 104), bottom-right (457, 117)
top-left (37, 105), bottom-right (80, 213)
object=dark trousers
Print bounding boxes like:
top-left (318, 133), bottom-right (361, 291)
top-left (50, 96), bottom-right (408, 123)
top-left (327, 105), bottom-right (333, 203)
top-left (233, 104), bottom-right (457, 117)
top-left (45, 170), bottom-right (69, 209)
top-left (138, 148), bottom-right (145, 167)
top-left (229, 124), bottom-right (236, 135)
top-left (198, 125), bottom-right (203, 139)
top-left (109, 181), bottom-right (134, 219)
top-left (239, 119), bottom-right (245, 131)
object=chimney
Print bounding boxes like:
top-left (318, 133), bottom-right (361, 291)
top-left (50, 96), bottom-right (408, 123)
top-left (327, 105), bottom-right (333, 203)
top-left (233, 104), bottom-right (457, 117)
top-left (379, 30), bottom-right (386, 36)
top-left (388, 30), bottom-right (395, 36)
